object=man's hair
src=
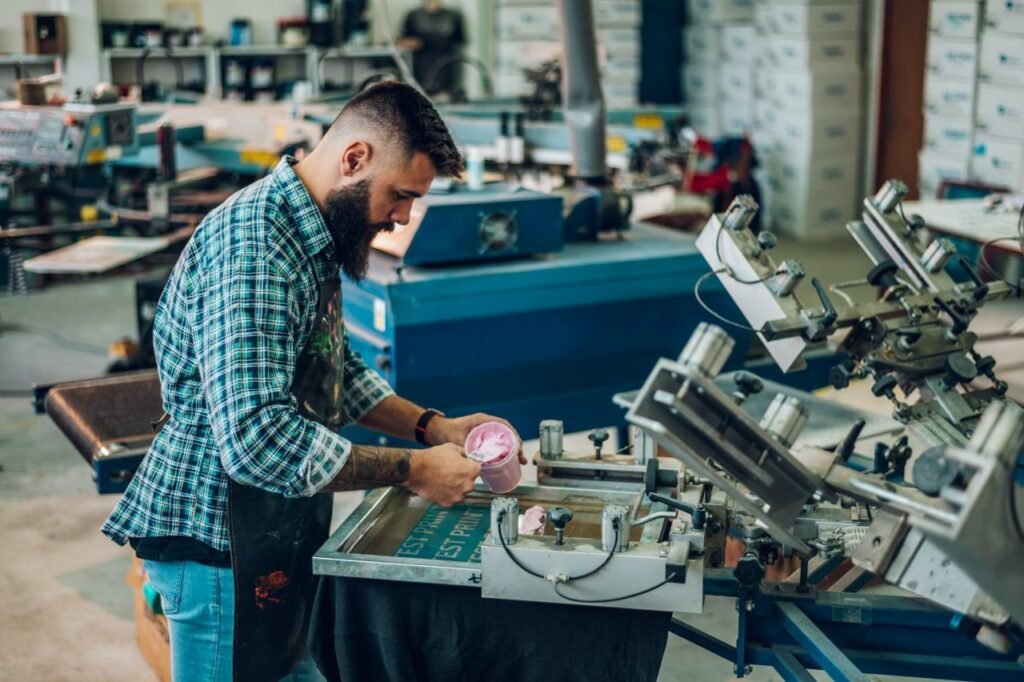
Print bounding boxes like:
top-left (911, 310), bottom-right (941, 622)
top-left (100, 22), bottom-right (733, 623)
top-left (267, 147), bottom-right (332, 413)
top-left (332, 81), bottom-right (464, 176)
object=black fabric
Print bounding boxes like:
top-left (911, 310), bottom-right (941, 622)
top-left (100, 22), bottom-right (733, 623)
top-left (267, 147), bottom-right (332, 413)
top-left (308, 577), bottom-right (670, 682)
top-left (228, 278), bottom-right (342, 682)
top-left (228, 482), bottom-right (333, 682)
top-left (402, 7), bottom-right (465, 94)
top-left (131, 536), bottom-right (232, 568)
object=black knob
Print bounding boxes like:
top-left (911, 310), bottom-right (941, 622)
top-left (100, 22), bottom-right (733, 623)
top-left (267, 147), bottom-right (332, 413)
top-left (975, 355), bottom-right (997, 375)
top-left (757, 231), bottom-right (778, 251)
top-left (829, 364), bottom-right (853, 390)
top-left (944, 353), bottom-right (978, 387)
top-left (894, 327), bottom-right (922, 345)
top-left (867, 261), bottom-right (900, 289)
top-left (734, 552), bottom-right (765, 587)
top-left (547, 507), bottom-right (573, 530)
top-left (907, 214), bottom-right (926, 231)
top-left (588, 429), bottom-right (609, 456)
top-left (871, 375), bottom-right (898, 399)
top-left (733, 371), bottom-right (764, 396)
top-left (913, 446), bottom-right (959, 496)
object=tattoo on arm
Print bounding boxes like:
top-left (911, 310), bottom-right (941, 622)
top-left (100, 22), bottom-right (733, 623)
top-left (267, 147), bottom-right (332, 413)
top-left (325, 446), bottom-right (412, 492)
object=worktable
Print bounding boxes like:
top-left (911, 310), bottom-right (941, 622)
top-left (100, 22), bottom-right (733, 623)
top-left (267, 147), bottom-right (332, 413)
top-left (902, 199), bottom-right (1023, 254)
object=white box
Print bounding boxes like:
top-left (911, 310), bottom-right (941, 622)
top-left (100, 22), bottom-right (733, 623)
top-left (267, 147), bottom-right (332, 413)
top-left (719, 25), bottom-right (758, 64)
top-left (986, 1), bottom-right (1024, 36)
top-left (497, 6), bottom-right (560, 41)
top-left (598, 28), bottom-right (641, 58)
top-left (719, 66), bottom-right (756, 101)
top-left (769, 149), bottom-right (860, 201)
top-left (684, 65), bottom-right (720, 102)
top-left (971, 133), bottom-right (1024, 190)
top-left (720, 108), bottom-right (755, 135)
top-left (758, 35), bottom-right (860, 71)
top-left (926, 37), bottom-right (979, 80)
top-left (603, 60), bottom-right (641, 84)
top-left (684, 26), bottom-right (721, 64)
top-left (594, 0), bottom-right (642, 28)
top-left (979, 31), bottom-right (1024, 87)
top-left (923, 72), bottom-right (977, 118)
top-left (769, 182), bottom-right (859, 241)
top-left (976, 83), bottom-right (1024, 141)
top-left (688, 102), bottom-right (722, 137)
top-left (757, 67), bottom-right (862, 113)
top-left (919, 148), bottom-right (972, 189)
top-left (687, 0), bottom-right (754, 25)
top-left (928, 1), bottom-right (981, 39)
top-left (773, 111), bottom-right (862, 151)
top-left (923, 115), bottom-right (975, 158)
top-left (603, 81), bottom-right (637, 104)
top-left (755, 3), bottom-right (862, 36)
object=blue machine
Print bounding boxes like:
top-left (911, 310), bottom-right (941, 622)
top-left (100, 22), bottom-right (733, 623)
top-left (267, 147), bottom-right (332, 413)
top-left (371, 184), bottom-right (564, 266)
top-left (343, 216), bottom-right (748, 446)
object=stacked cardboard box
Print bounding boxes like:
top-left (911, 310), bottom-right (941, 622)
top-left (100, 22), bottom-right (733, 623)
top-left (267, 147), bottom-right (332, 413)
top-left (753, 0), bottom-right (864, 240)
top-left (493, 0), bottom-right (642, 107)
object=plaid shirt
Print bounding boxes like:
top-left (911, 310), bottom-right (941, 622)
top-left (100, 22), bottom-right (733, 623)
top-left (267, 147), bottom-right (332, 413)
top-left (103, 158), bottom-right (394, 551)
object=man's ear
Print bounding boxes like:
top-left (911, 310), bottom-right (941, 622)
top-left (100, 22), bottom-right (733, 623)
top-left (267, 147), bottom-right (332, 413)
top-left (340, 140), bottom-right (373, 177)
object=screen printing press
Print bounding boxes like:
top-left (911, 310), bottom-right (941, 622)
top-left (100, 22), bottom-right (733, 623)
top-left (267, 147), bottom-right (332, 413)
top-left (310, 180), bottom-right (1024, 681)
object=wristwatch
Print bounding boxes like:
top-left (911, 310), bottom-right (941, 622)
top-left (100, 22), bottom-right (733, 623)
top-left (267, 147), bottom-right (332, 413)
top-left (415, 408), bottom-right (445, 446)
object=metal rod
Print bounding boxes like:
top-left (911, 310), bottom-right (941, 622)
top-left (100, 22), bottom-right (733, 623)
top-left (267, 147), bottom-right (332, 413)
top-left (776, 602), bottom-right (870, 682)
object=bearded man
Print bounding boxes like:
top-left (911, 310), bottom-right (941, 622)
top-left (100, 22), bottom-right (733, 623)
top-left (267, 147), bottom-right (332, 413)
top-left (103, 81), bottom-right (521, 682)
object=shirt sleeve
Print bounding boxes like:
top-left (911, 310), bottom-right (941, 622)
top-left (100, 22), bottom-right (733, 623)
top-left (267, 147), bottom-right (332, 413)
top-left (193, 251), bottom-right (351, 498)
top-left (338, 326), bottom-right (395, 425)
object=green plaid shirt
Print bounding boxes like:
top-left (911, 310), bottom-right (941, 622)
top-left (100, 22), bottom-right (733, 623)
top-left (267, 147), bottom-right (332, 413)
top-left (103, 158), bottom-right (394, 551)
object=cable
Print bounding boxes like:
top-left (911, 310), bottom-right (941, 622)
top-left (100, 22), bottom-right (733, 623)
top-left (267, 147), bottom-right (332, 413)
top-left (978, 237), bottom-right (1023, 295)
top-left (694, 270), bottom-right (760, 332)
top-left (495, 511), bottom-right (618, 582)
top-left (552, 574), bottom-right (678, 604)
top-left (1010, 473), bottom-right (1024, 543)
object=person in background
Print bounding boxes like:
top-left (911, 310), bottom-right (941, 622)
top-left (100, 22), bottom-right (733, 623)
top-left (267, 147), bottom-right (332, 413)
top-left (397, 0), bottom-right (466, 96)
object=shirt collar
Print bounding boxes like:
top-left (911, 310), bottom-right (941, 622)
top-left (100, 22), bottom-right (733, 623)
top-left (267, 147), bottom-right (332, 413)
top-left (273, 156), bottom-right (334, 260)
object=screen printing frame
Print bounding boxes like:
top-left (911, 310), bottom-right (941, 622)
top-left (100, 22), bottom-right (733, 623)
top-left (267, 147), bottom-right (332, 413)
top-left (313, 483), bottom-right (651, 589)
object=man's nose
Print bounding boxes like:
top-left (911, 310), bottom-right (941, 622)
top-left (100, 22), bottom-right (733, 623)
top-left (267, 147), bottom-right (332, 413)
top-left (391, 206), bottom-right (412, 225)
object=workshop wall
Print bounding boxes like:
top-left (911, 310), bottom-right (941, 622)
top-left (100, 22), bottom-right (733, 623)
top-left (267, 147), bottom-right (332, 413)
top-left (3, 0), bottom-right (103, 96)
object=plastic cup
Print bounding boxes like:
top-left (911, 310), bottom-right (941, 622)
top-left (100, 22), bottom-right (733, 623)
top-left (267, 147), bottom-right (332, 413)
top-left (465, 421), bottom-right (522, 493)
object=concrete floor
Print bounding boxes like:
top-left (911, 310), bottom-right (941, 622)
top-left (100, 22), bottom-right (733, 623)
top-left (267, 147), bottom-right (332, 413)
top-left (0, 232), bottom-right (1019, 681)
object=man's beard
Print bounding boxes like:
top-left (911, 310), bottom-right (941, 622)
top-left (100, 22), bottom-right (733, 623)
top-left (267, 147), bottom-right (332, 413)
top-left (322, 179), bottom-right (395, 281)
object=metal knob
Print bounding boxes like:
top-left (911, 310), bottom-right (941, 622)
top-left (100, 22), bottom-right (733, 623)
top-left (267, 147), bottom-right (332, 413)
top-left (547, 506), bottom-right (573, 546)
top-left (943, 353), bottom-right (978, 388)
top-left (588, 429), bottom-right (609, 459)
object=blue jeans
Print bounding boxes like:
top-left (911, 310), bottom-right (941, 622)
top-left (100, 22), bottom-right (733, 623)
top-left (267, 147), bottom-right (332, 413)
top-left (143, 560), bottom-right (325, 682)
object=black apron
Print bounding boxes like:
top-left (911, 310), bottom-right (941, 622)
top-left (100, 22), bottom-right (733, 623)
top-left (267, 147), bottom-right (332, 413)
top-left (228, 279), bottom-right (344, 682)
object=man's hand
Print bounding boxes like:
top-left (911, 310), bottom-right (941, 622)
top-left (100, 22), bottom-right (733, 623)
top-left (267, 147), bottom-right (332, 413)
top-left (406, 444), bottom-right (480, 507)
top-left (426, 413), bottom-right (527, 464)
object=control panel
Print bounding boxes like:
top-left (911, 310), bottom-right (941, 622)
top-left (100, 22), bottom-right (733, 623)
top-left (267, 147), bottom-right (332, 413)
top-left (0, 103), bottom-right (137, 167)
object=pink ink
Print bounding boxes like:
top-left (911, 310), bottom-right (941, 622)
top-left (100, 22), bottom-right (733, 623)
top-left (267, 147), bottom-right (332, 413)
top-left (466, 422), bottom-right (522, 493)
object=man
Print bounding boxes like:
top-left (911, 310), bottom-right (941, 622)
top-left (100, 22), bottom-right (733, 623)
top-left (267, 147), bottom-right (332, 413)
top-left (103, 81), bottom-right (522, 682)
top-left (397, 0), bottom-right (466, 96)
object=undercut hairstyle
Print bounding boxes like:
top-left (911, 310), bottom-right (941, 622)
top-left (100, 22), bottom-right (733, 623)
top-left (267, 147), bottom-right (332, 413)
top-left (331, 81), bottom-right (464, 176)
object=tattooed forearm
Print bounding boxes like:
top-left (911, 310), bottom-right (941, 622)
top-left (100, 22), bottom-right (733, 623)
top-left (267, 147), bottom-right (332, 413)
top-left (324, 446), bottom-right (413, 492)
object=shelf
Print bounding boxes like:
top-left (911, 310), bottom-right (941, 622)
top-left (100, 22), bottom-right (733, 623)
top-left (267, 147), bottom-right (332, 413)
top-left (0, 54), bottom-right (61, 66)
top-left (104, 47), bottom-right (213, 59)
top-left (219, 45), bottom-right (310, 57)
